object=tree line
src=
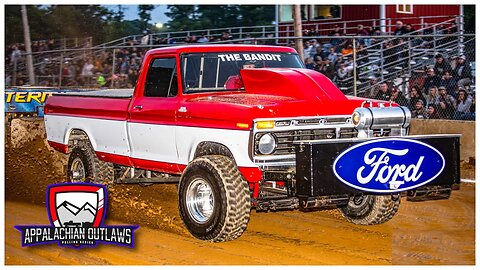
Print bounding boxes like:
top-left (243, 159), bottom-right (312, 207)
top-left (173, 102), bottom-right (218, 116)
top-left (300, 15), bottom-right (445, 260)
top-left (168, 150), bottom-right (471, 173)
top-left (5, 5), bottom-right (274, 46)
top-left (5, 5), bottom-right (473, 47)
top-left (165, 5), bottom-right (274, 31)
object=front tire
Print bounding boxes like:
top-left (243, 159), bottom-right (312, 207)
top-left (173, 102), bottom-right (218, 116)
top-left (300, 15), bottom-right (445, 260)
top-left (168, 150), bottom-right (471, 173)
top-left (339, 194), bottom-right (400, 225)
top-left (178, 155), bottom-right (251, 242)
top-left (67, 140), bottom-right (114, 183)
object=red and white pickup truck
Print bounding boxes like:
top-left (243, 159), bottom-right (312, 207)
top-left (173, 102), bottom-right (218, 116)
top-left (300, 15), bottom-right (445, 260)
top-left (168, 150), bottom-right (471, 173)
top-left (45, 45), bottom-right (460, 242)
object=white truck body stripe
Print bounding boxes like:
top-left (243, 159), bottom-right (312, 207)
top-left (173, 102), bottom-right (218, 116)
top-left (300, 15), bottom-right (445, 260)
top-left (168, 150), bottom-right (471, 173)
top-left (45, 115), bottom-right (130, 156)
top-left (45, 114), bottom-right (256, 167)
top-left (127, 122), bottom-right (178, 164)
top-left (176, 125), bottom-right (254, 167)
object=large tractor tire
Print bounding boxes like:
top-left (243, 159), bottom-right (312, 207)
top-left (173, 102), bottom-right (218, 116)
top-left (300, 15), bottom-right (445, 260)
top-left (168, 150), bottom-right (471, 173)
top-left (339, 194), bottom-right (400, 225)
top-left (67, 140), bottom-right (114, 184)
top-left (178, 155), bottom-right (251, 242)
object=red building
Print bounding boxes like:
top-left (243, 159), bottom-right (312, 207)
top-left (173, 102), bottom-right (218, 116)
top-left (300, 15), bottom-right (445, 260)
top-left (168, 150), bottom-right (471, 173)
top-left (277, 5), bottom-right (462, 36)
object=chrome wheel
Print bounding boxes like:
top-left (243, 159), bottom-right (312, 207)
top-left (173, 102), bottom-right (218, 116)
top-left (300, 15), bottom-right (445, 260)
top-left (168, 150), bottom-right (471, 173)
top-left (185, 178), bottom-right (214, 224)
top-left (70, 157), bottom-right (86, 182)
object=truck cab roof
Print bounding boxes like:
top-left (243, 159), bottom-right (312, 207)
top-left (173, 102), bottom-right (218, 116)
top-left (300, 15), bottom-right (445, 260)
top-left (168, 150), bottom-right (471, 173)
top-left (145, 44), bottom-right (298, 56)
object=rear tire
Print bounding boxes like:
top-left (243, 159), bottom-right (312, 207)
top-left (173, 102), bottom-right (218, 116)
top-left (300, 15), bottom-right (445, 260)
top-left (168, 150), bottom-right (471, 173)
top-left (67, 140), bottom-right (114, 184)
top-left (339, 194), bottom-right (400, 225)
top-left (178, 155), bottom-right (251, 242)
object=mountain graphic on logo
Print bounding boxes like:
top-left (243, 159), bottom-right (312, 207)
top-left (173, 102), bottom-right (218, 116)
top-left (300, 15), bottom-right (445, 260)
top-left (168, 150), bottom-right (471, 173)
top-left (57, 201), bottom-right (97, 227)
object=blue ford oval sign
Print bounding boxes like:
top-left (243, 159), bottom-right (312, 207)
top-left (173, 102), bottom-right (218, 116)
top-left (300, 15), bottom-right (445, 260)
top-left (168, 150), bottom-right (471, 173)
top-left (333, 138), bottom-right (445, 193)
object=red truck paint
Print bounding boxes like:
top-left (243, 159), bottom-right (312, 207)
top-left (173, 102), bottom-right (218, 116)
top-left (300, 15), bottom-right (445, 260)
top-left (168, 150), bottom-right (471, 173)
top-left (45, 45), bottom-right (386, 185)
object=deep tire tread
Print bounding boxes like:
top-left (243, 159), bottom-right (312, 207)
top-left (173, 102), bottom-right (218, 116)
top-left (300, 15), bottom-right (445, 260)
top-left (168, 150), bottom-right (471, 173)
top-left (67, 140), bottom-right (114, 184)
top-left (179, 155), bottom-right (251, 242)
top-left (340, 195), bottom-right (400, 225)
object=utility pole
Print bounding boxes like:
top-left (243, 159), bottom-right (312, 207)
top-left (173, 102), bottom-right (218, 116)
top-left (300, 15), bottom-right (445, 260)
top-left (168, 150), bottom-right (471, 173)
top-left (293, 5), bottom-right (304, 61)
top-left (21, 5), bottom-right (35, 85)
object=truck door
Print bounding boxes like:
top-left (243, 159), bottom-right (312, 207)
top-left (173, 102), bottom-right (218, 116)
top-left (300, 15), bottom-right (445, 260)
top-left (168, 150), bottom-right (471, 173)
top-left (127, 57), bottom-right (180, 173)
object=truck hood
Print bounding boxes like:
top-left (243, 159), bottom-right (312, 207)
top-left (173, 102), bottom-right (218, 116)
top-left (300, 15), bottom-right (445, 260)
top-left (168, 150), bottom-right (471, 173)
top-left (181, 68), bottom-right (387, 128)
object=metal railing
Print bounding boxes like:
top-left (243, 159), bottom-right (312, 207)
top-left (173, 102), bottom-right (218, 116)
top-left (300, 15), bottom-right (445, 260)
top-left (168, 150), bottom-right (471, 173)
top-left (7, 15), bottom-right (462, 78)
top-left (6, 32), bottom-right (474, 120)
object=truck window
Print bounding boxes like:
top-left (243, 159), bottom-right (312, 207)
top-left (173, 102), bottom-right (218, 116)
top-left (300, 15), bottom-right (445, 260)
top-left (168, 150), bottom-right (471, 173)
top-left (144, 58), bottom-right (178, 97)
top-left (182, 52), bottom-right (304, 93)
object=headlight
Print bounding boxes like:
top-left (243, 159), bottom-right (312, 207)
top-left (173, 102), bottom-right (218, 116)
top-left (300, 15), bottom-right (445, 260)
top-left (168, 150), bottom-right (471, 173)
top-left (352, 106), bottom-right (411, 130)
top-left (258, 133), bottom-right (276, 155)
top-left (352, 108), bottom-right (373, 129)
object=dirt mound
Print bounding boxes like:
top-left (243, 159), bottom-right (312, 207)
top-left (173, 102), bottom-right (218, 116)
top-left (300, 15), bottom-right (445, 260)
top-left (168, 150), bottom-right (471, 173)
top-left (5, 118), bottom-right (187, 235)
top-left (5, 119), bottom-right (67, 204)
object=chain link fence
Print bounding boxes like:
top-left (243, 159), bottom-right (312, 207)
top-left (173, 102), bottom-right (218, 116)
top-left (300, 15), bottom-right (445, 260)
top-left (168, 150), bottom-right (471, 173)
top-left (5, 33), bottom-right (475, 121)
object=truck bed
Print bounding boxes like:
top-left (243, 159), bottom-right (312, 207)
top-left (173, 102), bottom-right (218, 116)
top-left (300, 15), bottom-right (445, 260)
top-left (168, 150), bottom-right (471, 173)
top-left (45, 90), bottom-right (132, 120)
top-left (55, 89), bottom-right (134, 98)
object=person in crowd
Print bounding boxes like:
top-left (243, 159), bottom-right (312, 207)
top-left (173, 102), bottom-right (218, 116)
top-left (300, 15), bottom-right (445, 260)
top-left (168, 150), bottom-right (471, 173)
top-left (330, 32), bottom-right (346, 53)
top-left (326, 47), bottom-right (338, 64)
top-left (411, 100), bottom-right (428, 119)
top-left (435, 86), bottom-right (456, 119)
top-left (421, 23), bottom-right (434, 48)
top-left (318, 57), bottom-right (336, 80)
top-left (336, 63), bottom-right (349, 85)
top-left (341, 43), bottom-right (354, 55)
top-left (221, 31), bottom-right (233, 41)
top-left (393, 21), bottom-right (407, 36)
top-left (197, 34), bottom-right (209, 43)
top-left (328, 24), bottom-right (344, 36)
top-left (375, 82), bottom-right (391, 101)
top-left (422, 68), bottom-right (440, 94)
top-left (452, 55), bottom-right (472, 88)
top-left (264, 33), bottom-right (276, 45)
top-left (425, 86), bottom-right (439, 107)
top-left (382, 42), bottom-right (396, 70)
top-left (356, 44), bottom-right (369, 65)
top-left (433, 54), bottom-right (452, 76)
top-left (370, 28), bottom-right (383, 49)
top-left (10, 45), bottom-right (22, 65)
top-left (452, 89), bottom-right (474, 120)
top-left (390, 86), bottom-right (408, 106)
top-left (313, 46), bottom-right (324, 63)
top-left (407, 85), bottom-right (426, 111)
top-left (81, 59), bottom-right (94, 77)
top-left (140, 30), bottom-right (150, 45)
top-left (426, 104), bottom-right (441, 119)
top-left (439, 70), bottom-right (457, 97)
top-left (404, 24), bottom-right (415, 34)
top-left (364, 77), bottom-right (380, 99)
top-left (305, 57), bottom-right (315, 69)
top-left (356, 24), bottom-right (371, 46)
top-left (303, 39), bottom-right (319, 59)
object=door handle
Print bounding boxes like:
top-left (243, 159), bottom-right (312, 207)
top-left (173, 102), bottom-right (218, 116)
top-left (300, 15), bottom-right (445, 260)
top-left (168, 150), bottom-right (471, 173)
top-left (133, 105), bottom-right (143, 111)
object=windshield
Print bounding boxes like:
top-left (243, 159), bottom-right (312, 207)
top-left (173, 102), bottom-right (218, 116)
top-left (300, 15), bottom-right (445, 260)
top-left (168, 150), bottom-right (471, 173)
top-left (181, 52), bottom-right (304, 93)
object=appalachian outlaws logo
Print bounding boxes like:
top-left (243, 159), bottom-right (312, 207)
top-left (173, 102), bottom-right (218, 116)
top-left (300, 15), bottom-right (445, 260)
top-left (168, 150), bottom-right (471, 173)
top-left (15, 183), bottom-right (138, 248)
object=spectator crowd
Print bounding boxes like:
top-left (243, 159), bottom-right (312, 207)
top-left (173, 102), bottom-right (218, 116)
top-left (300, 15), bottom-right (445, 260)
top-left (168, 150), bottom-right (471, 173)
top-left (5, 21), bottom-right (474, 120)
top-left (299, 21), bottom-right (474, 121)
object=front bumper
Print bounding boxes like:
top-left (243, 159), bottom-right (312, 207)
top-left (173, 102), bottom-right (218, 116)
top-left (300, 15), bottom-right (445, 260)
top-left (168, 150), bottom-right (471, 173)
top-left (294, 135), bottom-right (460, 206)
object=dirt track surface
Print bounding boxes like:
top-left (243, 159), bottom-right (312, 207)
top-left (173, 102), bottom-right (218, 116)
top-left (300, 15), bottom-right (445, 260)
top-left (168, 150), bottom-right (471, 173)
top-left (4, 119), bottom-right (476, 265)
top-left (5, 184), bottom-right (475, 265)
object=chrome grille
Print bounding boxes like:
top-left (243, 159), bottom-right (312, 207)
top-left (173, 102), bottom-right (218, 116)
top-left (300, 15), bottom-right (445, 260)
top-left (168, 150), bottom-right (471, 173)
top-left (254, 127), bottom-right (359, 155)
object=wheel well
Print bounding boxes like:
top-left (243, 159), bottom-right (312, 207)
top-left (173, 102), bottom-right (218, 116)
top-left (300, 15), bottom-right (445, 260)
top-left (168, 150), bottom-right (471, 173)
top-left (194, 142), bottom-right (236, 163)
top-left (67, 129), bottom-right (91, 153)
